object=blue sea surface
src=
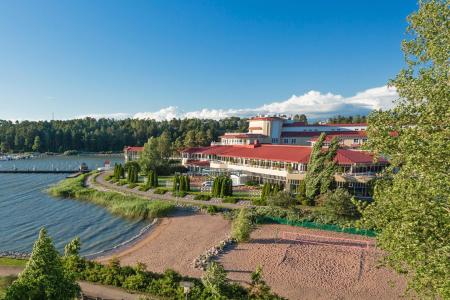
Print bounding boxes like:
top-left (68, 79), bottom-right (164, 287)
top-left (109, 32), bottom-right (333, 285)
top-left (0, 155), bottom-right (150, 256)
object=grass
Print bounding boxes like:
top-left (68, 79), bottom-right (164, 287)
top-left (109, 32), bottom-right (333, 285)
top-left (0, 276), bottom-right (17, 298)
top-left (0, 258), bottom-right (27, 267)
top-left (48, 173), bottom-right (175, 220)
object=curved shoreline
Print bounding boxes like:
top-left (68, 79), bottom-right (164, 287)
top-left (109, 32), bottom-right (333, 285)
top-left (84, 218), bottom-right (159, 260)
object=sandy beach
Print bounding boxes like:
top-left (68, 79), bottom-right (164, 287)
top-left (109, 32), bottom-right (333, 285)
top-left (218, 224), bottom-right (408, 300)
top-left (97, 209), bottom-right (231, 277)
top-left (96, 210), bottom-right (408, 300)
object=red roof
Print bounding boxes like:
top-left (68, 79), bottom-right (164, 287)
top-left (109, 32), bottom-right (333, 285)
top-left (124, 146), bottom-right (144, 152)
top-left (181, 145), bottom-right (386, 165)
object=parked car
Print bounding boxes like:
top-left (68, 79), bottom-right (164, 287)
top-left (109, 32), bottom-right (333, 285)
top-left (202, 181), bottom-right (213, 187)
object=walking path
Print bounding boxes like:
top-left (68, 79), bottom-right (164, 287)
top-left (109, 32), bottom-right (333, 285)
top-left (0, 266), bottom-right (151, 300)
top-left (88, 171), bottom-right (251, 210)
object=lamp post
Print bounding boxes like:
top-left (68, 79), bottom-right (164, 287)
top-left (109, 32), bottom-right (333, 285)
top-left (180, 281), bottom-right (194, 300)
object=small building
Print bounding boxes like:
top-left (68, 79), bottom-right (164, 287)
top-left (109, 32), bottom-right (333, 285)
top-left (124, 146), bottom-right (144, 162)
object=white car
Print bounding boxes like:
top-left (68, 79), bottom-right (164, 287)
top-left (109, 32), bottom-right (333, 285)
top-left (202, 181), bottom-right (213, 187)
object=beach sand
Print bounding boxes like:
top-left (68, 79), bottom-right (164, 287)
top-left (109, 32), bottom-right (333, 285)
top-left (97, 209), bottom-right (231, 277)
top-left (218, 224), bottom-right (408, 300)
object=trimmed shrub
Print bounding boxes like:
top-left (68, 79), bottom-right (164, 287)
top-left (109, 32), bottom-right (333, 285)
top-left (194, 194), bottom-right (211, 201)
top-left (231, 208), bottom-right (252, 242)
top-left (153, 188), bottom-right (168, 195)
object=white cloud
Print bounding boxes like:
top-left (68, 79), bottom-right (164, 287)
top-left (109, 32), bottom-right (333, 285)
top-left (71, 85), bottom-right (398, 121)
top-left (132, 85), bottom-right (397, 121)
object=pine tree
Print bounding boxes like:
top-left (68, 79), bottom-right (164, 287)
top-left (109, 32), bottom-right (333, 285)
top-left (5, 228), bottom-right (80, 299)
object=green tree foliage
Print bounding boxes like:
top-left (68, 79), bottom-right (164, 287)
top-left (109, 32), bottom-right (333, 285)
top-left (362, 1), bottom-right (449, 297)
top-left (125, 161), bottom-right (140, 184)
top-left (231, 208), bottom-right (253, 242)
top-left (31, 136), bottom-right (41, 152)
top-left (327, 114), bottom-right (367, 124)
top-left (5, 228), bottom-right (80, 300)
top-left (146, 170), bottom-right (158, 188)
top-left (0, 117), bottom-right (247, 153)
top-left (211, 176), bottom-right (233, 198)
top-left (113, 163), bottom-right (125, 180)
top-left (261, 183), bottom-right (283, 203)
top-left (172, 175), bottom-right (190, 192)
top-left (249, 266), bottom-right (280, 300)
top-left (319, 137), bottom-right (339, 194)
top-left (304, 134), bottom-right (339, 202)
top-left (293, 114), bottom-right (308, 124)
top-left (321, 188), bottom-right (359, 222)
top-left (202, 262), bottom-right (228, 298)
top-left (266, 191), bottom-right (296, 208)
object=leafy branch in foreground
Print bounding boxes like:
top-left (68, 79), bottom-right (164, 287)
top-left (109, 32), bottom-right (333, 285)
top-left (363, 1), bottom-right (450, 298)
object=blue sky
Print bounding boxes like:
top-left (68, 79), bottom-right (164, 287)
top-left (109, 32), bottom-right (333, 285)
top-left (0, 1), bottom-right (416, 120)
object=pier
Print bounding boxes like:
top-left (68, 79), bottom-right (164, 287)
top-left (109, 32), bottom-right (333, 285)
top-left (0, 170), bottom-right (80, 174)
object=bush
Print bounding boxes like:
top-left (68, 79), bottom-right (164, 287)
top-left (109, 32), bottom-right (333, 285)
top-left (222, 197), bottom-right (239, 204)
top-left (153, 188), bottom-right (168, 195)
top-left (206, 205), bottom-right (220, 214)
top-left (127, 183), bottom-right (138, 189)
top-left (117, 179), bottom-right (128, 186)
top-left (266, 191), bottom-right (296, 208)
top-left (231, 208), bottom-right (253, 242)
top-left (138, 185), bottom-right (151, 192)
top-left (194, 194), bottom-right (211, 201)
top-left (321, 188), bottom-right (359, 222)
top-left (172, 191), bottom-right (187, 198)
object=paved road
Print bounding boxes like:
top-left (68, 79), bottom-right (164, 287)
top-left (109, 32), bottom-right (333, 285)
top-left (0, 266), bottom-right (150, 300)
top-left (89, 171), bottom-right (252, 210)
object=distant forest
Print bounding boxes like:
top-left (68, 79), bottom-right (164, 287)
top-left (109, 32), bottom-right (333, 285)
top-left (0, 118), bottom-right (248, 153)
top-left (0, 114), bottom-right (366, 153)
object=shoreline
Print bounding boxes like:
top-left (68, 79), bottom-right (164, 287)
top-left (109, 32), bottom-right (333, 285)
top-left (84, 218), bottom-right (159, 260)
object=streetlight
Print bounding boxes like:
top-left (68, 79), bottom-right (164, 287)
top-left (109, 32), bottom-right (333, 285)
top-left (180, 281), bottom-right (194, 300)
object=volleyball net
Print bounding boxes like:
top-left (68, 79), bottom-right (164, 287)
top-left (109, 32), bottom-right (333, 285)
top-left (279, 231), bottom-right (372, 250)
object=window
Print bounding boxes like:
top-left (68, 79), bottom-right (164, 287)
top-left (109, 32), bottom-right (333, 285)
top-left (283, 138), bottom-right (289, 144)
top-left (272, 138), bottom-right (279, 143)
top-left (362, 138), bottom-right (368, 143)
top-left (291, 138), bottom-right (296, 144)
top-left (354, 138), bottom-right (359, 143)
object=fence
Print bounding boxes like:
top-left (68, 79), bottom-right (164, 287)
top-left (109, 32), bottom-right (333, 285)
top-left (255, 216), bottom-right (377, 237)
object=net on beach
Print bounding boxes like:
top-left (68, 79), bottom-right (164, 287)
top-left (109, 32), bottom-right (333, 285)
top-left (255, 216), bottom-right (377, 237)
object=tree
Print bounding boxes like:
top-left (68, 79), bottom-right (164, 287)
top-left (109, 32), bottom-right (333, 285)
top-left (5, 228), bottom-right (80, 300)
top-left (362, 1), bottom-right (449, 298)
top-left (202, 262), bottom-right (228, 297)
top-left (304, 133), bottom-right (326, 200)
top-left (249, 266), bottom-right (278, 299)
top-left (293, 114), bottom-right (308, 124)
top-left (322, 188), bottom-right (359, 222)
top-left (139, 136), bottom-right (171, 173)
top-left (319, 137), bottom-right (339, 194)
top-left (266, 191), bottom-right (296, 208)
top-left (31, 136), bottom-right (41, 152)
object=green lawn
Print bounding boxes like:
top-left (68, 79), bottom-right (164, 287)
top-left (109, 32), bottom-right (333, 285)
top-left (0, 257), bottom-right (27, 267)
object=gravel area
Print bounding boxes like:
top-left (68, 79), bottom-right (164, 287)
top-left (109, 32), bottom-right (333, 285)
top-left (218, 224), bottom-right (408, 300)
